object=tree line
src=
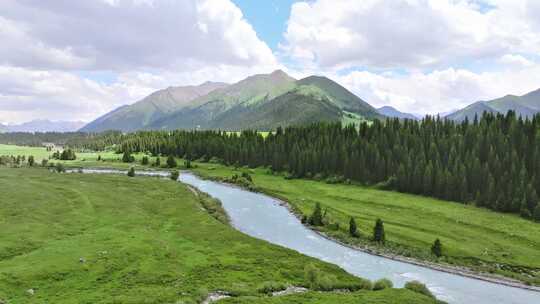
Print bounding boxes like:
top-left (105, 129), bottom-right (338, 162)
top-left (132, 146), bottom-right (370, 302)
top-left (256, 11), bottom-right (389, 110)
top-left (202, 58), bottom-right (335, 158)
top-left (75, 112), bottom-right (540, 220)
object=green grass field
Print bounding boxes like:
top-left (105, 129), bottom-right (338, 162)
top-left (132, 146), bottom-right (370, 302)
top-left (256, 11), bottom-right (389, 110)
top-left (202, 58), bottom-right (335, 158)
top-left (0, 168), bottom-right (440, 303)
top-left (1, 144), bottom-right (539, 285)
top-left (186, 162), bottom-right (540, 285)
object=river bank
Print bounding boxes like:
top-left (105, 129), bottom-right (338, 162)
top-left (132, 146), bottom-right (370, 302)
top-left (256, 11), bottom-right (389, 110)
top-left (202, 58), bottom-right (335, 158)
top-left (187, 170), bottom-right (540, 293)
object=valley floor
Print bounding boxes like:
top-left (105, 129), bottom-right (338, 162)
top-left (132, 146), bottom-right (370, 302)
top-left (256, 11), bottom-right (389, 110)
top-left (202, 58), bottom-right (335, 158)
top-left (0, 168), bottom-right (438, 304)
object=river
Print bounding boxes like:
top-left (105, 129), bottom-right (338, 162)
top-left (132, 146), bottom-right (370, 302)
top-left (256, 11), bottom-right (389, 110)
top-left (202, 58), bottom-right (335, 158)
top-left (76, 169), bottom-right (540, 304)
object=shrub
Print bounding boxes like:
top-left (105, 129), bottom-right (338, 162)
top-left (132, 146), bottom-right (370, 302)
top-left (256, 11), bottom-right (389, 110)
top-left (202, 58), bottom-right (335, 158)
top-left (55, 162), bottom-right (65, 173)
top-left (141, 156), bottom-right (149, 165)
top-left (257, 281), bottom-right (287, 294)
top-left (241, 172), bottom-right (252, 182)
top-left (127, 167), bottom-right (135, 177)
top-left (184, 159), bottom-right (192, 169)
top-left (404, 281), bottom-right (434, 298)
top-left (170, 170), bottom-right (179, 181)
top-left (373, 278), bottom-right (393, 290)
top-left (41, 159), bottom-right (48, 167)
top-left (27, 155), bottom-right (35, 166)
top-left (154, 157), bottom-right (161, 167)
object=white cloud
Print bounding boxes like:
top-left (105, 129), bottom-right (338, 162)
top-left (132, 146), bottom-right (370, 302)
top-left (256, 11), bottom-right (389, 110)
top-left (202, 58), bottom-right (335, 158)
top-left (0, 0), bottom-right (280, 124)
top-left (0, 0), bottom-right (276, 71)
top-left (333, 63), bottom-right (540, 115)
top-left (282, 0), bottom-right (540, 70)
top-left (498, 54), bottom-right (535, 68)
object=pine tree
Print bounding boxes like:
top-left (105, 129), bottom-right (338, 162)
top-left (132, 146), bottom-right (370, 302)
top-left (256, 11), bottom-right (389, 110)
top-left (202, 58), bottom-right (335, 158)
top-left (431, 239), bottom-right (443, 257)
top-left (349, 217), bottom-right (359, 237)
top-left (141, 156), bottom-right (149, 165)
top-left (308, 203), bottom-right (324, 226)
top-left (122, 151), bottom-right (134, 163)
top-left (533, 203), bottom-right (540, 222)
top-left (373, 218), bottom-right (385, 243)
top-left (27, 155), bottom-right (35, 167)
top-left (154, 157), bottom-right (161, 167)
top-left (166, 155), bottom-right (177, 168)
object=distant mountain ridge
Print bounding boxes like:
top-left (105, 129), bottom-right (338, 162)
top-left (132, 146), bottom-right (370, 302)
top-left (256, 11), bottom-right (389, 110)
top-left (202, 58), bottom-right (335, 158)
top-left (80, 81), bottom-right (228, 132)
top-left (377, 106), bottom-right (418, 120)
top-left (82, 70), bottom-right (384, 132)
top-left (446, 88), bottom-right (540, 122)
top-left (2, 120), bottom-right (86, 132)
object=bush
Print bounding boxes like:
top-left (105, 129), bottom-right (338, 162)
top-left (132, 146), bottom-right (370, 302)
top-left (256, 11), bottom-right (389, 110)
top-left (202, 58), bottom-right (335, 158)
top-left (349, 217), bottom-right (359, 237)
top-left (404, 281), bottom-right (434, 298)
top-left (55, 162), bottom-right (65, 173)
top-left (170, 170), bottom-right (179, 181)
top-left (184, 159), bottom-right (192, 169)
top-left (127, 167), bottom-right (135, 177)
top-left (141, 156), bottom-right (149, 165)
top-left (41, 159), bottom-right (48, 167)
top-left (154, 157), bottom-right (161, 167)
top-left (373, 278), bottom-right (393, 290)
top-left (257, 281), bottom-right (287, 294)
top-left (27, 155), bottom-right (35, 166)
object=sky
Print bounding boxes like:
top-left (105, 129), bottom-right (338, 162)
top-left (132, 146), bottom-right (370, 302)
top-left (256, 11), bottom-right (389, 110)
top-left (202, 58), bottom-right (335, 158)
top-left (1, 0), bottom-right (540, 124)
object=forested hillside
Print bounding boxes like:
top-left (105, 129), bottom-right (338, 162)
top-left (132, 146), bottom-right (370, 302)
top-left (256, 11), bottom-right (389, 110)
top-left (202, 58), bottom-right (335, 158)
top-left (77, 111), bottom-right (540, 220)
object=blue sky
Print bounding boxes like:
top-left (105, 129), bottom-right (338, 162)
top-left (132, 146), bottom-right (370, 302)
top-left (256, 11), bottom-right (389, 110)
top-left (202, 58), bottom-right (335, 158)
top-left (232, 0), bottom-right (296, 50)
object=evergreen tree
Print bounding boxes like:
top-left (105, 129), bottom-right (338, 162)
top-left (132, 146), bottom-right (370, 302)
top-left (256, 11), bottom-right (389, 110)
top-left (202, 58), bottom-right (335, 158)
top-left (373, 218), bottom-right (385, 243)
top-left (533, 204), bottom-right (540, 222)
top-left (349, 217), bottom-right (359, 237)
top-left (154, 157), bottom-right (161, 167)
top-left (166, 155), bottom-right (177, 168)
top-left (27, 155), bottom-right (35, 167)
top-left (184, 159), bottom-right (192, 169)
top-left (431, 239), bottom-right (443, 257)
top-left (309, 203), bottom-right (324, 226)
top-left (141, 156), bottom-right (149, 165)
top-left (122, 151), bottom-right (134, 163)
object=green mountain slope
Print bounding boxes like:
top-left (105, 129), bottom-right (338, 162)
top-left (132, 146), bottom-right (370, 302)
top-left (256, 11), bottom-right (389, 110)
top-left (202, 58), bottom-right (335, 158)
top-left (80, 82), bottom-right (228, 132)
top-left (446, 88), bottom-right (540, 122)
top-left (150, 71), bottom-right (384, 131)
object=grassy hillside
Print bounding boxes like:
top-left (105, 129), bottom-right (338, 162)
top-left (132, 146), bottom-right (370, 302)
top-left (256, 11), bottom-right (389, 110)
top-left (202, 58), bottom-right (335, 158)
top-left (187, 162), bottom-right (540, 285)
top-left (0, 168), bottom-right (432, 303)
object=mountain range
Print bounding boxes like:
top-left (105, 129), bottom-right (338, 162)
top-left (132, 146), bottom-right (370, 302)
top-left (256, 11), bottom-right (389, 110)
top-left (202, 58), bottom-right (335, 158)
top-left (445, 89), bottom-right (540, 122)
top-left (81, 70), bottom-right (383, 132)
top-left (1, 120), bottom-right (86, 133)
top-left (377, 106), bottom-right (419, 120)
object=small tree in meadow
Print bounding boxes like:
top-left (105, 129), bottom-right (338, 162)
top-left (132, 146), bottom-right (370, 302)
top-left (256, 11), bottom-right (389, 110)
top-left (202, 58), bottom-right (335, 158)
top-left (41, 159), bottom-right (48, 167)
top-left (27, 155), bottom-right (35, 167)
top-left (127, 167), bottom-right (135, 177)
top-left (373, 218), bottom-right (385, 243)
top-left (431, 239), bottom-right (443, 257)
top-left (184, 159), bottom-right (192, 169)
top-left (154, 157), bottom-right (161, 167)
top-left (122, 151), bottom-right (135, 163)
top-left (141, 156), bottom-right (149, 165)
top-left (308, 202), bottom-right (324, 226)
top-left (97, 155), bottom-right (102, 161)
top-left (349, 217), bottom-right (359, 237)
top-left (166, 155), bottom-right (177, 168)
